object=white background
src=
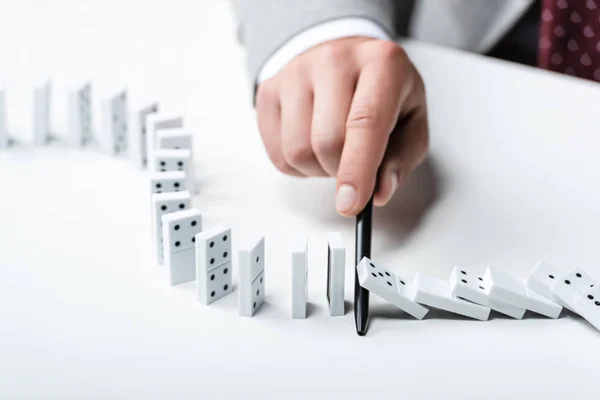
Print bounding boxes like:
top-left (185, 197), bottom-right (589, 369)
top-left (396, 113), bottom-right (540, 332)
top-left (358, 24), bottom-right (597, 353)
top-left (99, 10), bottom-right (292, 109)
top-left (1, 1), bottom-right (600, 399)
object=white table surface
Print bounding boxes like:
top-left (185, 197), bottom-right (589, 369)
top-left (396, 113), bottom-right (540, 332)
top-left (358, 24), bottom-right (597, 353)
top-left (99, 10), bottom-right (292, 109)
top-left (2, 1), bottom-right (600, 399)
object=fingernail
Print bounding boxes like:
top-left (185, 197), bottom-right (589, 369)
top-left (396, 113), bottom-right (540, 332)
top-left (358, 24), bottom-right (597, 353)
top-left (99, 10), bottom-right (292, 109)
top-left (336, 184), bottom-right (357, 213)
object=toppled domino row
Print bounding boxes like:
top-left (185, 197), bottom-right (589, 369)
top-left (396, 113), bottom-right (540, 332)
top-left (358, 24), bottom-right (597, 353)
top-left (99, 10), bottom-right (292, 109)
top-left (358, 258), bottom-right (600, 331)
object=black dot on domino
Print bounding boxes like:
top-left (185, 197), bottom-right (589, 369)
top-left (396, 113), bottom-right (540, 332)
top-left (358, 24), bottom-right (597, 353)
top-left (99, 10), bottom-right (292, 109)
top-left (191, 221), bottom-right (197, 227)
top-left (211, 291), bottom-right (215, 297)
top-left (370, 263), bottom-right (375, 268)
top-left (210, 242), bottom-right (214, 248)
top-left (175, 241), bottom-right (180, 247)
top-left (387, 281), bottom-right (392, 286)
top-left (588, 295), bottom-right (595, 300)
top-left (223, 235), bottom-right (228, 241)
top-left (179, 204), bottom-right (185, 209)
top-left (161, 205), bottom-right (167, 211)
top-left (462, 279), bottom-right (468, 284)
top-left (461, 270), bottom-right (467, 275)
top-left (596, 301), bottom-right (600, 306)
top-left (400, 280), bottom-right (405, 285)
top-left (223, 268), bottom-right (228, 274)
top-left (210, 274), bottom-right (215, 281)
top-left (192, 237), bottom-right (195, 243)
top-left (260, 277), bottom-right (263, 284)
top-left (156, 183), bottom-right (161, 189)
top-left (378, 272), bottom-right (383, 277)
top-left (223, 252), bottom-right (228, 258)
top-left (549, 274), bottom-right (555, 279)
top-left (257, 290), bottom-right (260, 296)
top-left (565, 280), bottom-right (571, 285)
top-left (385, 272), bottom-right (390, 277)
top-left (576, 273), bottom-right (582, 278)
top-left (174, 225), bottom-right (180, 231)
top-left (479, 286), bottom-right (485, 290)
top-left (372, 273), bottom-right (377, 278)
top-left (210, 258), bottom-right (215, 265)
top-left (224, 285), bottom-right (228, 291)
top-left (256, 257), bottom-right (259, 263)
top-left (253, 302), bottom-right (256, 309)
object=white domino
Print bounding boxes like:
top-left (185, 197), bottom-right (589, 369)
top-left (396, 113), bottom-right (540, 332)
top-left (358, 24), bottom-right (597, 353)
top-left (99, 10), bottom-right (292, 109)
top-left (238, 236), bottom-right (266, 317)
top-left (146, 113), bottom-right (184, 160)
top-left (412, 273), bottom-right (490, 321)
top-left (151, 149), bottom-right (194, 191)
top-left (0, 89), bottom-right (9, 149)
top-left (525, 261), bottom-right (572, 311)
top-left (449, 266), bottom-right (526, 319)
top-left (551, 267), bottom-right (598, 312)
top-left (195, 224), bottom-right (234, 305)
top-left (291, 237), bottom-right (308, 319)
top-left (573, 286), bottom-right (600, 332)
top-left (33, 81), bottom-right (51, 145)
top-left (101, 90), bottom-right (128, 155)
top-left (150, 191), bottom-right (192, 265)
top-left (162, 209), bottom-right (202, 285)
top-left (326, 232), bottom-right (345, 316)
top-left (129, 103), bottom-right (159, 168)
top-left (68, 82), bottom-right (93, 147)
top-left (156, 128), bottom-right (192, 151)
top-left (149, 171), bottom-right (187, 195)
top-left (484, 266), bottom-right (562, 319)
top-left (356, 257), bottom-right (428, 319)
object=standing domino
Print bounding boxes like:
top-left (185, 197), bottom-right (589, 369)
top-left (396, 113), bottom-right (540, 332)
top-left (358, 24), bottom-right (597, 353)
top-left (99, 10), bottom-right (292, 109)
top-left (573, 286), bottom-right (600, 332)
top-left (551, 268), bottom-right (598, 312)
top-left (449, 266), bottom-right (526, 319)
top-left (356, 257), bottom-right (428, 319)
top-left (484, 266), bottom-right (562, 318)
top-left (326, 232), bottom-right (345, 316)
top-left (151, 191), bottom-right (192, 265)
top-left (68, 82), bottom-right (93, 147)
top-left (146, 113), bottom-right (183, 159)
top-left (0, 89), bottom-right (9, 149)
top-left (33, 81), bottom-right (51, 145)
top-left (129, 103), bottom-right (159, 168)
top-left (525, 261), bottom-right (572, 311)
top-left (151, 149), bottom-right (194, 191)
top-left (412, 273), bottom-right (490, 321)
top-left (238, 236), bottom-right (266, 317)
top-left (149, 171), bottom-right (187, 195)
top-left (156, 128), bottom-right (192, 151)
top-left (102, 90), bottom-right (128, 155)
top-left (162, 209), bottom-right (202, 285)
top-left (195, 225), bottom-right (234, 305)
top-left (291, 237), bottom-right (308, 319)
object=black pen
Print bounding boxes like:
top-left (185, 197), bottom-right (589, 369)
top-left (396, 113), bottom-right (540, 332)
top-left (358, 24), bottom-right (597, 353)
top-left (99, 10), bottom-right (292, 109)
top-left (354, 189), bottom-right (375, 336)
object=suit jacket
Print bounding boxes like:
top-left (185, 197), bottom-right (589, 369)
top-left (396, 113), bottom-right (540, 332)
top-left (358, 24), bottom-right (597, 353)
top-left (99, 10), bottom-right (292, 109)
top-left (231, 0), bottom-right (534, 83)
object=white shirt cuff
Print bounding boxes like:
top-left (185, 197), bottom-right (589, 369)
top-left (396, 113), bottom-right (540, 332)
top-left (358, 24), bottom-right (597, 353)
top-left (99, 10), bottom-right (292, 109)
top-left (257, 17), bottom-right (391, 84)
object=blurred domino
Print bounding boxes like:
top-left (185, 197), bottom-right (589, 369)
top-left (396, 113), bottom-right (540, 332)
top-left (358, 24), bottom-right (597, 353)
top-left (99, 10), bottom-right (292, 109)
top-left (0, 89), bottom-right (9, 149)
top-left (573, 286), bottom-right (600, 332)
top-left (238, 236), bottom-right (266, 317)
top-left (484, 266), bottom-right (562, 318)
top-left (551, 267), bottom-right (598, 311)
top-left (195, 224), bottom-right (233, 305)
top-left (149, 171), bottom-right (187, 195)
top-left (33, 81), bottom-right (51, 145)
top-left (326, 232), bottom-right (345, 316)
top-left (156, 128), bottom-right (192, 151)
top-left (162, 209), bottom-right (202, 285)
top-left (356, 257), bottom-right (428, 319)
top-left (151, 149), bottom-right (194, 190)
top-left (525, 261), bottom-right (573, 311)
top-left (412, 273), bottom-right (490, 320)
top-left (68, 82), bottom-right (93, 147)
top-left (129, 102), bottom-right (159, 168)
top-left (450, 266), bottom-right (525, 319)
top-left (101, 90), bottom-right (128, 155)
top-left (146, 113), bottom-right (183, 159)
top-left (291, 237), bottom-right (308, 319)
top-left (150, 191), bottom-right (192, 265)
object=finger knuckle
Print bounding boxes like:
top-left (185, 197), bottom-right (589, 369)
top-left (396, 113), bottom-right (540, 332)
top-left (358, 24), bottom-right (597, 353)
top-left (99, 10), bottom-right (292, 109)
top-left (312, 132), bottom-right (345, 158)
top-left (346, 104), bottom-right (382, 132)
top-left (374, 41), bottom-right (406, 61)
top-left (318, 43), bottom-right (346, 65)
top-left (284, 144), bottom-right (315, 167)
top-left (256, 81), bottom-right (279, 105)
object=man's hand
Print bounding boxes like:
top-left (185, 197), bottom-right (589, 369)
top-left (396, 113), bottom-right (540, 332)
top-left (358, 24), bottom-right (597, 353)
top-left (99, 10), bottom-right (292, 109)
top-left (255, 37), bottom-right (429, 216)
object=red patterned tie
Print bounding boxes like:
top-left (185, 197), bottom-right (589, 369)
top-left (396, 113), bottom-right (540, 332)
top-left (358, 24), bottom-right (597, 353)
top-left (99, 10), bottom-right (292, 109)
top-left (538, 0), bottom-right (600, 82)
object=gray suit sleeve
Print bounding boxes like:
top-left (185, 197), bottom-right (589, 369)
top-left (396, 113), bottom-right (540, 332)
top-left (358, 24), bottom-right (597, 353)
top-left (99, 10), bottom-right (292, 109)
top-left (230, 0), bottom-right (399, 86)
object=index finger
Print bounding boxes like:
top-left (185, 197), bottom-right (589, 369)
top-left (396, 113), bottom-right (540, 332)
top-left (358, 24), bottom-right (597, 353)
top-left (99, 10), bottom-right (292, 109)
top-left (335, 48), bottom-right (415, 216)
